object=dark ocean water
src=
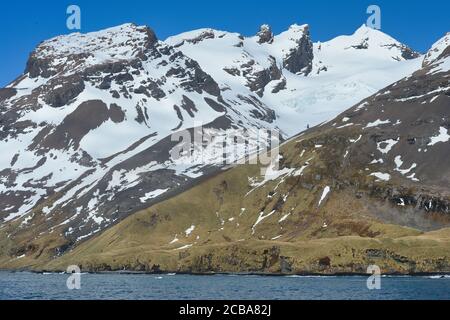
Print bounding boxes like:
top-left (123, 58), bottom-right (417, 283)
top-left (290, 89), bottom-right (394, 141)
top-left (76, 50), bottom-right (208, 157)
top-left (0, 272), bottom-right (448, 300)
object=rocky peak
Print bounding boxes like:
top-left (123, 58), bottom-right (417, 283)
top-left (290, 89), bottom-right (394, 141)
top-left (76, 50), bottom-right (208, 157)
top-left (347, 24), bottom-right (420, 60)
top-left (280, 24), bottom-right (314, 75)
top-left (182, 29), bottom-right (217, 45)
top-left (257, 24), bottom-right (274, 44)
top-left (166, 29), bottom-right (229, 48)
top-left (288, 23), bottom-right (308, 33)
top-left (25, 23), bottom-right (158, 78)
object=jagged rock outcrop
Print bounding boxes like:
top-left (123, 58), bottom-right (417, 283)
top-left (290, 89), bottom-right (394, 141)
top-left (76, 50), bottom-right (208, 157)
top-left (243, 56), bottom-right (284, 97)
top-left (256, 24), bottom-right (274, 44)
top-left (281, 25), bottom-right (314, 75)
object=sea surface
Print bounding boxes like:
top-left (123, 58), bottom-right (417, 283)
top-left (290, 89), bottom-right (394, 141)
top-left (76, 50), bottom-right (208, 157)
top-left (0, 272), bottom-right (448, 300)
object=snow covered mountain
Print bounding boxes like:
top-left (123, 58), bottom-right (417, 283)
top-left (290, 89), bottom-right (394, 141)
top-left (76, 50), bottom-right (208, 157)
top-left (33, 31), bottom-right (450, 274)
top-left (166, 24), bottom-right (421, 135)
top-left (311, 32), bottom-right (450, 193)
top-left (0, 22), bottom-right (424, 252)
top-left (21, 32), bottom-right (450, 274)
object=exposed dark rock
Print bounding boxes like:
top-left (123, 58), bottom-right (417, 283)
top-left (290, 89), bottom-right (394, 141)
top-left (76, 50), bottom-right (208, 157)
top-left (223, 67), bottom-right (241, 77)
top-left (43, 76), bottom-right (85, 108)
top-left (282, 26), bottom-right (314, 75)
top-left (84, 61), bottom-right (126, 75)
top-left (114, 73), bottom-right (134, 84)
top-left (238, 95), bottom-right (276, 123)
top-left (272, 79), bottom-right (287, 94)
top-left (40, 100), bottom-right (112, 150)
top-left (381, 44), bottom-right (421, 60)
top-left (184, 60), bottom-right (221, 96)
top-left (25, 55), bottom-right (55, 78)
top-left (244, 56), bottom-right (283, 96)
top-left (173, 105), bottom-right (183, 122)
top-left (119, 86), bottom-right (131, 99)
top-left (135, 105), bottom-right (147, 124)
top-left (280, 257), bottom-right (293, 273)
top-left (419, 197), bottom-right (450, 214)
top-left (0, 88), bottom-right (17, 102)
top-left (350, 38), bottom-right (369, 50)
top-left (179, 95), bottom-right (198, 118)
top-left (133, 81), bottom-right (166, 100)
top-left (185, 30), bottom-right (215, 45)
top-left (257, 25), bottom-right (274, 44)
top-left (204, 97), bottom-right (226, 113)
top-left (109, 103), bottom-right (125, 123)
top-left (318, 256), bottom-right (331, 268)
top-left (98, 77), bottom-right (112, 90)
top-left (141, 26), bottom-right (158, 48)
top-left (111, 90), bottom-right (120, 99)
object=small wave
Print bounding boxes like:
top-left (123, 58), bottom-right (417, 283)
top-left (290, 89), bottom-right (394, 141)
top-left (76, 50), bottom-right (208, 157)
top-left (428, 275), bottom-right (450, 279)
top-left (58, 272), bottom-right (89, 275)
top-left (285, 275), bottom-right (338, 278)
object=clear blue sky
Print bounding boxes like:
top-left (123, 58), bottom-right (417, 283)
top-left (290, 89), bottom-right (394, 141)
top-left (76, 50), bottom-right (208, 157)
top-left (1, 0), bottom-right (449, 87)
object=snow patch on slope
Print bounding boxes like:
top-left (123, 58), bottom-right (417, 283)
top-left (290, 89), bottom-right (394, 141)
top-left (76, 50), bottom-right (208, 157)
top-left (428, 127), bottom-right (450, 146)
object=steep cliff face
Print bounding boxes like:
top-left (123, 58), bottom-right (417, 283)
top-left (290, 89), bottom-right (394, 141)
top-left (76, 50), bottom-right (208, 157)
top-left (280, 25), bottom-right (314, 75)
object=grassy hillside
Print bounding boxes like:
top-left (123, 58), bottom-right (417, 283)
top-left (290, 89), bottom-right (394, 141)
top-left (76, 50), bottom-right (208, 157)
top-left (39, 129), bottom-right (450, 274)
top-left (2, 119), bottom-right (449, 274)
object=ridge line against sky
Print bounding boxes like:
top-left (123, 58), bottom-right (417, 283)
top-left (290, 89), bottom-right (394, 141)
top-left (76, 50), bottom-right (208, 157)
top-left (0, 0), bottom-right (449, 87)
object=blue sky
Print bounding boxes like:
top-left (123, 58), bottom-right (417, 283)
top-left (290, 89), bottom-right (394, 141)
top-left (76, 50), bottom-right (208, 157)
top-left (1, 0), bottom-right (449, 87)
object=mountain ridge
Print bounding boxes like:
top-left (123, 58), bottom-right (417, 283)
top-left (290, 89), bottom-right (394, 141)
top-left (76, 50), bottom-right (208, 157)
top-left (33, 33), bottom-right (450, 274)
top-left (0, 23), bottom-right (448, 272)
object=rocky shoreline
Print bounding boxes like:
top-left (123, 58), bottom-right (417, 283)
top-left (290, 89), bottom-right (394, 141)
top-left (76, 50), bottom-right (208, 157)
top-left (2, 269), bottom-right (450, 278)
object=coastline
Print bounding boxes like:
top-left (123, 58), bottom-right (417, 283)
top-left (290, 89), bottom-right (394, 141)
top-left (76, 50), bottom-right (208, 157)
top-left (2, 268), bottom-right (450, 278)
